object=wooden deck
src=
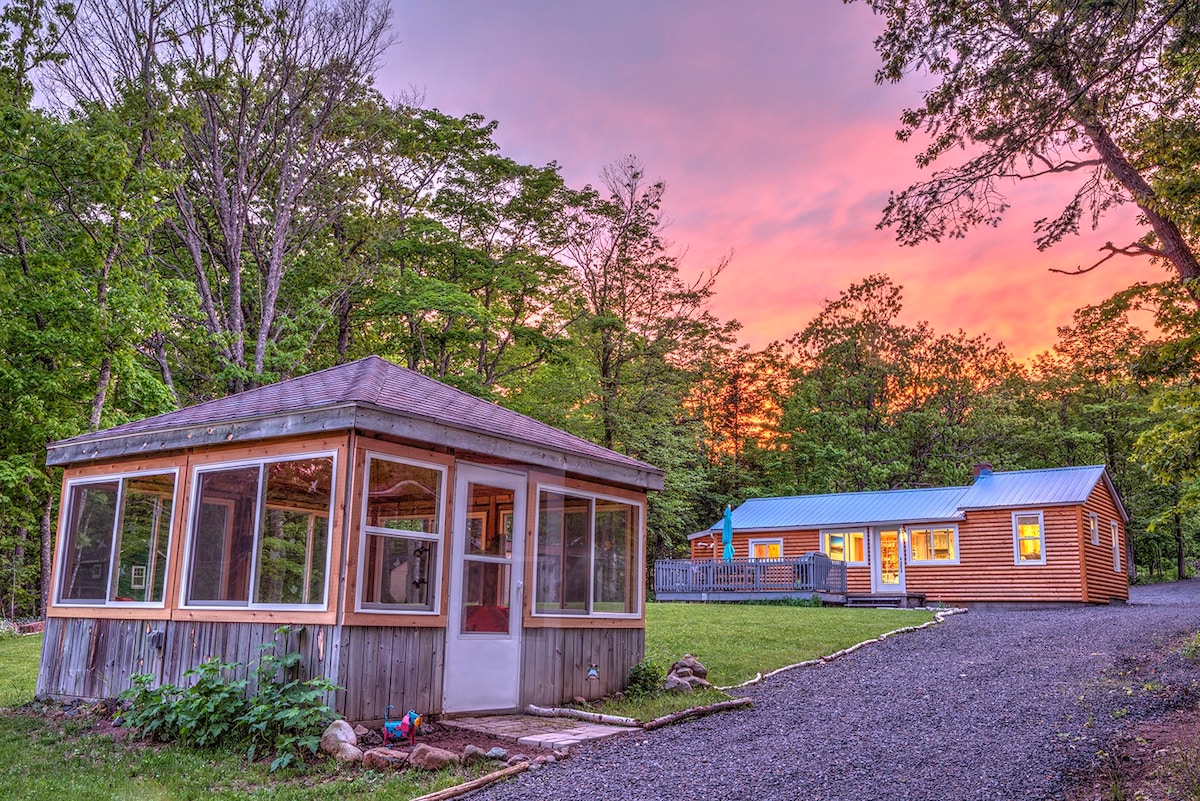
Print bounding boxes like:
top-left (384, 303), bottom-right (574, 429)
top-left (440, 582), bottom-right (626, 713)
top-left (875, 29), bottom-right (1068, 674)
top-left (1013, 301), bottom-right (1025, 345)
top-left (653, 553), bottom-right (847, 602)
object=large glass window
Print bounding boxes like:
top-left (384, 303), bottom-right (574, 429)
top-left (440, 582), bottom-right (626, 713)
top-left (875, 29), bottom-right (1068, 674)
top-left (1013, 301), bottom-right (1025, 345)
top-left (909, 527), bottom-right (958, 564)
top-left (1013, 511), bottom-right (1045, 565)
top-left (359, 455), bottom-right (445, 612)
top-left (821, 530), bottom-right (865, 564)
top-left (535, 489), bottom-right (639, 617)
top-left (186, 455), bottom-right (334, 608)
top-left (57, 472), bottom-right (175, 605)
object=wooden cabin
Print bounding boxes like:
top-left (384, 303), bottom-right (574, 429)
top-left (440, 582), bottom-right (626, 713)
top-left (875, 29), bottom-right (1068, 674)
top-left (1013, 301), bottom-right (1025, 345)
top-left (38, 356), bottom-right (663, 720)
top-left (681, 465), bottom-right (1129, 607)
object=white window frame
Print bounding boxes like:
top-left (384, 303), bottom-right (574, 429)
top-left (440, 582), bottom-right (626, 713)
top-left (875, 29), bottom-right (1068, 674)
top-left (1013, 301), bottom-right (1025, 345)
top-left (1110, 520), bottom-right (1121, 572)
top-left (54, 467), bottom-right (180, 608)
top-left (532, 484), bottom-right (644, 620)
top-left (1012, 511), bottom-right (1046, 566)
top-left (355, 452), bottom-right (447, 615)
top-left (1089, 512), bottom-right (1100, 546)
top-left (906, 525), bottom-right (960, 565)
top-left (819, 529), bottom-right (867, 566)
top-left (748, 537), bottom-right (784, 561)
top-left (181, 450), bottom-right (338, 611)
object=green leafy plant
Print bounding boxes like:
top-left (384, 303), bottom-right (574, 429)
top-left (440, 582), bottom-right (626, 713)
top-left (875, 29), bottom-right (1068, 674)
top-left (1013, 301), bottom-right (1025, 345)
top-left (121, 626), bottom-right (339, 771)
top-left (625, 658), bottom-right (664, 698)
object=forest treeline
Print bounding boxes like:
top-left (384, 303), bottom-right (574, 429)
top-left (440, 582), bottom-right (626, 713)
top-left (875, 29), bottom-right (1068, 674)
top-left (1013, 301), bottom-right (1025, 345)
top-left (3, 0), bottom-right (1200, 618)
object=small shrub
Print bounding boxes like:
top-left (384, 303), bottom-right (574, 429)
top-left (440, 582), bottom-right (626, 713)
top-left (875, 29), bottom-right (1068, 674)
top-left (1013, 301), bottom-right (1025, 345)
top-left (626, 658), bottom-right (664, 698)
top-left (0, 620), bottom-right (17, 641)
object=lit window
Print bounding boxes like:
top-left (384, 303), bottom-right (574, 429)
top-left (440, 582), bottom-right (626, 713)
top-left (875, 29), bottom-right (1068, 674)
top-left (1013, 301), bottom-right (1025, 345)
top-left (821, 530), bottom-right (865, 564)
top-left (1111, 521), bottom-right (1121, 572)
top-left (358, 455), bottom-right (445, 613)
top-left (749, 538), bottom-right (783, 560)
top-left (909, 527), bottom-right (958, 564)
top-left (535, 489), bottom-right (640, 617)
top-left (186, 455), bottom-right (334, 608)
top-left (1089, 513), bottom-right (1099, 546)
top-left (56, 472), bottom-right (176, 606)
top-left (1013, 512), bottom-right (1045, 565)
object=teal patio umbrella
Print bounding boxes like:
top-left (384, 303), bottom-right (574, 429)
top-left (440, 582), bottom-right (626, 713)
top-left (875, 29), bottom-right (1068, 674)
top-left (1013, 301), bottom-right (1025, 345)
top-left (722, 504), bottom-right (734, 561)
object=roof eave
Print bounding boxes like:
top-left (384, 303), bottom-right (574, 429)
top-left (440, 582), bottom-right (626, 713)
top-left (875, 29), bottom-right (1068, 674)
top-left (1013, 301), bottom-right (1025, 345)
top-left (47, 402), bottom-right (665, 491)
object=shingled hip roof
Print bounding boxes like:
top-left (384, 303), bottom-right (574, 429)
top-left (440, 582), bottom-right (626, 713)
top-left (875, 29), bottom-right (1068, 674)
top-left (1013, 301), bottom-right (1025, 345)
top-left (48, 356), bottom-right (664, 490)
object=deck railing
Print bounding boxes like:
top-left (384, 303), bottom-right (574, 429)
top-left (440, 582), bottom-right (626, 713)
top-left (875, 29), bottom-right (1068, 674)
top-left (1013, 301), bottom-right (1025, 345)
top-left (653, 552), bottom-right (847, 600)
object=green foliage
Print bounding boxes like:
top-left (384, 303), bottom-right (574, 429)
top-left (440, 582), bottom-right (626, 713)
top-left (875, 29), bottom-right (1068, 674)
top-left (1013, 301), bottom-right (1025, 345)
top-left (121, 629), bottom-right (339, 771)
top-left (624, 658), bottom-right (664, 698)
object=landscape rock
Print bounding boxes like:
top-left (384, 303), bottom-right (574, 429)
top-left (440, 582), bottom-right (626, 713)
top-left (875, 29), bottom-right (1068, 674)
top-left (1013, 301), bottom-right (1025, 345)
top-left (485, 746), bottom-right (509, 761)
top-left (332, 743), bottom-right (364, 764)
top-left (353, 724), bottom-right (370, 739)
top-left (408, 743), bottom-right (461, 771)
top-left (507, 753), bottom-right (531, 766)
top-left (362, 747), bottom-right (408, 770)
top-left (664, 654), bottom-right (712, 692)
top-left (463, 744), bottom-right (488, 764)
top-left (663, 674), bottom-right (694, 693)
top-left (320, 719), bottom-right (358, 756)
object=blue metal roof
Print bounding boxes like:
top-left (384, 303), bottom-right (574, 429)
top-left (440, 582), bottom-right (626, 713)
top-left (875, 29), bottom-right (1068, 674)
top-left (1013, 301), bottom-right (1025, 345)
top-left (694, 465), bottom-right (1124, 538)
top-left (958, 465), bottom-right (1110, 511)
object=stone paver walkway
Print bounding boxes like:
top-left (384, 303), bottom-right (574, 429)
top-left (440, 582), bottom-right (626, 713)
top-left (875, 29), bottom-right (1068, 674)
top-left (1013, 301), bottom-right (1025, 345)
top-left (440, 714), bottom-right (636, 751)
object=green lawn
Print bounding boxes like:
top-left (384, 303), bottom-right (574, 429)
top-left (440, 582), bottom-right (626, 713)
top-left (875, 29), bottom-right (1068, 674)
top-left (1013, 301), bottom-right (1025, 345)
top-left (0, 634), bottom-right (41, 707)
top-left (643, 602), bottom-right (936, 686)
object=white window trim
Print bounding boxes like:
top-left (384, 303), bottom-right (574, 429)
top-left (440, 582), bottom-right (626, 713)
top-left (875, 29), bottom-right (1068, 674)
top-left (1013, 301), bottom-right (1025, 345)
top-left (354, 451), bottom-right (447, 615)
top-left (1012, 510), bottom-right (1046, 566)
top-left (54, 467), bottom-right (180, 608)
top-left (748, 537), bottom-right (784, 561)
top-left (532, 483), bottom-right (644, 620)
top-left (906, 525), bottom-right (961, 566)
top-left (181, 450), bottom-right (338, 612)
top-left (819, 528), bottom-right (868, 566)
top-left (1089, 512), bottom-right (1100, 546)
top-left (1110, 520), bottom-right (1121, 572)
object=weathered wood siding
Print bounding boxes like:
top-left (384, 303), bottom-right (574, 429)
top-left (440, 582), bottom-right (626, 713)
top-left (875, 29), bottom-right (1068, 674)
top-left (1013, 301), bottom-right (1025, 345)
top-left (37, 617), bottom-right (339, 700)
top-left (1081, 483), bottom-right (1129, 603)
top-left (520, 626), bottom-right (645, 707)
top-left (909, 506), bottom-right (1085, 603)
top-left (335, 626), bottom-right (444, 723)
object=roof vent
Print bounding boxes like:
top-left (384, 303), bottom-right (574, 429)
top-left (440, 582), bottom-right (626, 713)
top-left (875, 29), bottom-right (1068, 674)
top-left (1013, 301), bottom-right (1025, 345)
top-left (973, 462), bottom-right (994, 479)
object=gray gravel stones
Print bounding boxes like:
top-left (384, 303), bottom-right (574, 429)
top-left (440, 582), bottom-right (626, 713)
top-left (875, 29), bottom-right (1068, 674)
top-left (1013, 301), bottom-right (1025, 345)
top-left (471, 582), bottom-right (1200, 801)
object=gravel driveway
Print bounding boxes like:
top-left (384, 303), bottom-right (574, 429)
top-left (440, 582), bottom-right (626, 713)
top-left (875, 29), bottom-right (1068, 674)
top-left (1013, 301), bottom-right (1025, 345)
top-left (472, 582), bottom-right (1200, 801)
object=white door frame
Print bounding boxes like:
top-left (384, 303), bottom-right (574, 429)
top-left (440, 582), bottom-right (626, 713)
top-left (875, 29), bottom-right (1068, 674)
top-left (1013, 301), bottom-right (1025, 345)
top-left (871, 527), bottom-right (906, 594)
top-left (442, 463), bottom-right (526, 713)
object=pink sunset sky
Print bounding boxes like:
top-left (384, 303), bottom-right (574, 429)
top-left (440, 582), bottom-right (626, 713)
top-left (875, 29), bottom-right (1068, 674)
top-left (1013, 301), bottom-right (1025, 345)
top-left (381, 1), bottom-right (1167, 362)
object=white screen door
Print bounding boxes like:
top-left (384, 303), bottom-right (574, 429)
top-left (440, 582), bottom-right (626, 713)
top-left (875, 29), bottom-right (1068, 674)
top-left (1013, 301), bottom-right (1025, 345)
top-left (442, 464), bottom-right (526, 713)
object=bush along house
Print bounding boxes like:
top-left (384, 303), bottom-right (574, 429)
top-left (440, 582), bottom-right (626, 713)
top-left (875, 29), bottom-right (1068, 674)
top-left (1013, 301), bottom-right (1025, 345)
top-left (38, 356), bottom-right (663, 720)
top-left (668, 465), bottom-right (1128, 608)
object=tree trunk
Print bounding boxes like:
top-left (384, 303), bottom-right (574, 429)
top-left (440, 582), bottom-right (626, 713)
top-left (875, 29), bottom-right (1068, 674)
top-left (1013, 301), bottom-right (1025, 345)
top-left (89, 356), bottom-right (112, 431)
top-left (39, 492), bottom-right (53, 617)
top-left (1176, 508), bottom-right (1186, 580)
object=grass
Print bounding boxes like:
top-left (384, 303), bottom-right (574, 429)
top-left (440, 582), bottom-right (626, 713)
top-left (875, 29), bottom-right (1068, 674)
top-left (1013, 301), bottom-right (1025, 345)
top-left (0, 710), bottom-right (481, 800)
top-left (643, 602), bottom-right (936, 686)
top-left (0, 633), bottom-right (41, 707)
